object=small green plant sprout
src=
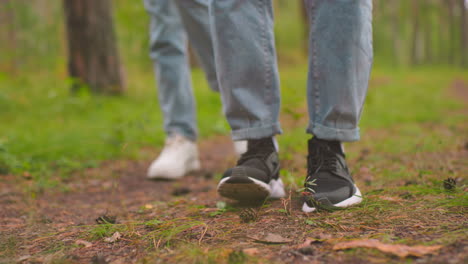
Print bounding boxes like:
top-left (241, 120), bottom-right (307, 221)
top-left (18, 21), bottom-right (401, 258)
top-left (95, 214), bottom-right (117, 224)
top-left (304, 219), bottom-right (315, 226)
top-left (297, 178), bottom-right (317, 196)
top-left (144, 219), bottom-right (163, 229)
top-left (209, 201), bottom-right (227, 217)
top-left (216, 201), bottom-right (226, 210)
top-left (88, 224), bottom-right (121, 240)
top-left (279, 189), bottom-right (292, 216)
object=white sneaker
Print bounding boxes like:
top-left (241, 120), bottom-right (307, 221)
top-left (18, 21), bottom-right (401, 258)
top-left (233, 140), bottom-right (247, 156)
top-left (147, 134), bottom-right (201, 180)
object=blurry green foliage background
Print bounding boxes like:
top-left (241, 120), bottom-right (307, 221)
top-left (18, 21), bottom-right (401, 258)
top-left (0, 0), bottom-right (466, 188)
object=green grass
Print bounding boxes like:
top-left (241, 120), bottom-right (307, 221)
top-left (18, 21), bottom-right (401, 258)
top-left (88, 223), bottom-right (125, 240)
top-left (0, 68), bottom-right (224, 179)
top-left (1, 0), bottom-right (467, 187)
top-left (278, 67), bottom-right (467, 152)
top-left (1, 0), bottom-right (466, 189)
top-left (2, 2), bottom-right (467, 263)
top-left (1, 66), bottom-right (466, 188)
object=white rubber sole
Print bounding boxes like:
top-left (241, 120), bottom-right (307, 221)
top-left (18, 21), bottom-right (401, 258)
top-left (217, 177), bottom-right (286, 201)
top-left (302, 185), bottom-right (363, 213)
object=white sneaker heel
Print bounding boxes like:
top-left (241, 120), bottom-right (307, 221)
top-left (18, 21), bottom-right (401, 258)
top-left (147, 134), bottom-right (200, 180)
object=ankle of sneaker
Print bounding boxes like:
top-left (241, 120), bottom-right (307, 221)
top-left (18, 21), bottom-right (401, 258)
top-left (311, 136), bottom-right (344, 155)
top-left (247, 137), bottom-right (278, 152)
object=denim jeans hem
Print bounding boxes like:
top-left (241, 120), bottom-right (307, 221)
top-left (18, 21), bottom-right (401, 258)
top-left (307, 122), bottom-right (360, 142)
top-left (231, 123), bottom-right (282, 141)
top-left (167, 128), bottom-right (197, 142)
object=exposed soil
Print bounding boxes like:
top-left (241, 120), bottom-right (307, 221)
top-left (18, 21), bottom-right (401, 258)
top-left (1, 127), bottom-right (466, 264)
top-left (1, 96), bottom-right (467, 263)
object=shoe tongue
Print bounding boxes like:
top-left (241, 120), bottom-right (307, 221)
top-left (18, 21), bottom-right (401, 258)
top-left (239, 138), bottom-right (275, 172)
top-left (247, 138), bottom-right (275, 152)
top-left (309, 137), bottom-right (343, 155)
top-left (242, 158), bottom-right (268, 172)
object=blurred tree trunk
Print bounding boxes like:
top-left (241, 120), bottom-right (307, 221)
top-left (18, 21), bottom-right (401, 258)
top-left (423, 1), bottom-right (432, 64)
top-left (390, 0), bottom-right (401, 66)
top-left (437, 0), bottom-right (447, 63)
top-left (0, 0), bottom-right (18, 73)
top-left (411, 0), bottom-right (421, 65)
top-left (460, 0), bottom-right (467, 67)
top-left (63, 0), bottom-right (124, 95)
top-left (447, 0), bottom-right (457, 64)
top-left (300, 0), bottom-right (309, 53)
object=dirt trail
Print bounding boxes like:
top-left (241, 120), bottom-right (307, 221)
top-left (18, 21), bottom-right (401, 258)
top-left (1, 101), bottom-right (467, 263)
top-left (1, 135), bottom-right (234, 226)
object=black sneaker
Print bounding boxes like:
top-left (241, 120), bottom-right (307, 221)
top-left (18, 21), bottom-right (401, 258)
top-left (302, 137), bottom-right (362, 212)
top-left (217, 138), bottom-right (285, 202)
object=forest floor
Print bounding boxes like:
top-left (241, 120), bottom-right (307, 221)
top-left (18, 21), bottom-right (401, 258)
top-left (0, 72), bottom-right (467, 264)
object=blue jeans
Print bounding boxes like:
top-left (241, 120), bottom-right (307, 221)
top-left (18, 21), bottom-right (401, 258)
top-left (143, 0), bottom-right (217, 141)
top-left (210, 0), bottom-right (373, 142)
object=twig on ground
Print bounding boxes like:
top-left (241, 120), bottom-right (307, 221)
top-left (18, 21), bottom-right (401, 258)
top-left (198, 225), bottom-right (208, 245)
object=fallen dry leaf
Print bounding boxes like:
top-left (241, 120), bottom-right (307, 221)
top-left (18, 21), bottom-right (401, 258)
top-left (17, 255), bottom-right (31, 262)
top-left (333, 239), bottom-right (442, 258)
top-left (104, 231), bottom-right (122, 243)
top-left (242, 248), bottom-right (260, 256)
top-left (248, 233), bottom-right (292, 244)
top-left (75, 239), bottom-right (93, 248)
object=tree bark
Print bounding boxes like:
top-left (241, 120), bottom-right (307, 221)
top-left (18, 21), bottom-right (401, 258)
top-left (63, 0), bottom-right (124, 95)
top-left (0, 0), bottom-right (18, 73)
top-left (437, 0), bottom-right (446, 63)
top-left (411, 0), bottom-right (421, 65)
top-left (423, 1), bottom-right (432, 64)
top-left (460, 0), bottom-right (468, 67)
top-left (390, 0), bottom-right (401, 66)
top-left (300, 0), bottom-right (309, 54)
top-left (447, 0), bottom-right (457, 64)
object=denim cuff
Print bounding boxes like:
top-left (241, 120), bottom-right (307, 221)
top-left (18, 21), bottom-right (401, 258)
top-left (167, 128), bottom-right (197, 142)
top-left (231, 122), bottom-right (282, 141)
top-left (307, 122), bottom-right (360, 142)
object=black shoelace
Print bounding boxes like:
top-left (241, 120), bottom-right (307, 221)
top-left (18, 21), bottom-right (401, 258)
top-left (306, 144), bottom-right (339, 184)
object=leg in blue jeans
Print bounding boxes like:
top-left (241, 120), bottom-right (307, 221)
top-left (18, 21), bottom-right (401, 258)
top-left (174, 0), bottom-right (219, 93)
top-left (211, 0), bottom-right (373, 208)
top-left (210, 0), bottom-right (372, 142)
top-left (144, 0), bottom-right (227, 180)
top-left (305, 0), bottom-right (373, 142)
top-left (209, 0), bottom-right (282, 141)
top-left (143, 0), bottom-right (217, 141)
